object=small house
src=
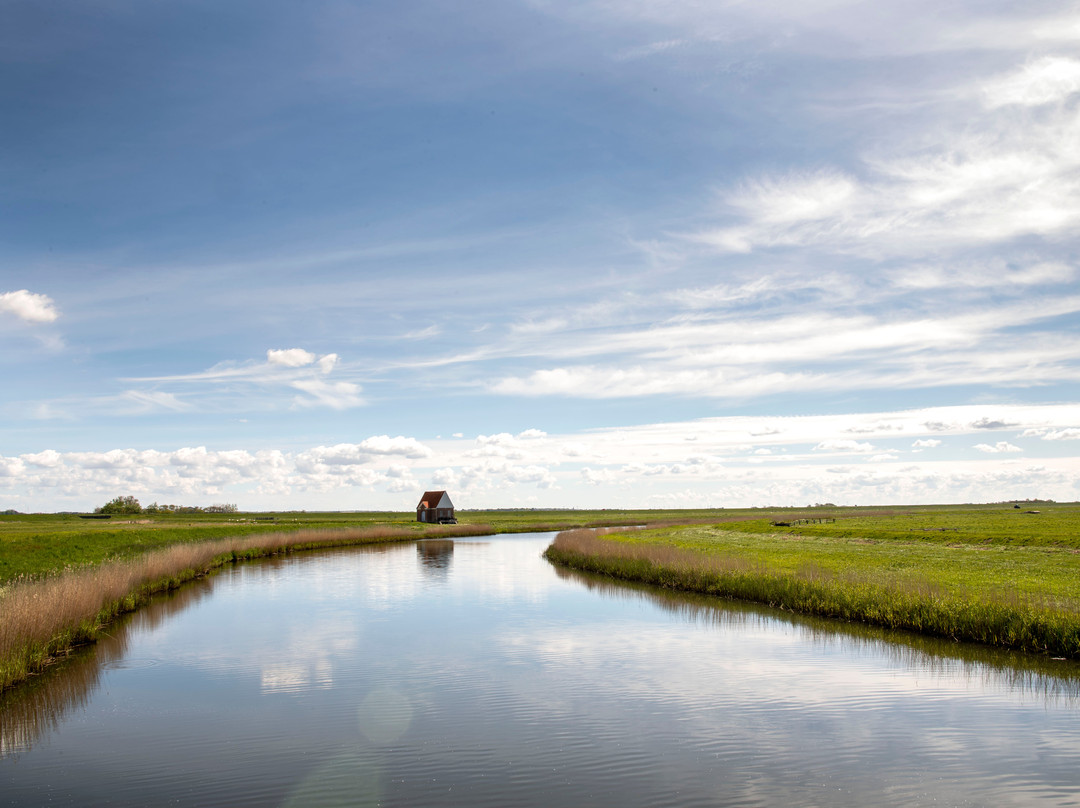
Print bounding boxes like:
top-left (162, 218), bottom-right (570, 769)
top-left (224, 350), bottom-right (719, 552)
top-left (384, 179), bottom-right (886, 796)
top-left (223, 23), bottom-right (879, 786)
top-left (416, 490), bottom-right (456, 523)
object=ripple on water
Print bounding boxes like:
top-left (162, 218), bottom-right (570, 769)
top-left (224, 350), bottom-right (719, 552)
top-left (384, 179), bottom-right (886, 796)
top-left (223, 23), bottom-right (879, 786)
top-left (101, 658), bottom-right (162, 671)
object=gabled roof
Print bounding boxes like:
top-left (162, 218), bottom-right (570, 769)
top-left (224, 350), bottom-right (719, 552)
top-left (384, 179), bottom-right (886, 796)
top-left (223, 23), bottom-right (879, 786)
top-left (417, 490), bottom-right (452, 509)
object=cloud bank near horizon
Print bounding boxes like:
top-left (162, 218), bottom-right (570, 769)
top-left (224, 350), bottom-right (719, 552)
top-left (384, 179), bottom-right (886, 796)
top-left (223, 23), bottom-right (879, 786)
top-left (3, 405), bottom-right (1077, 511)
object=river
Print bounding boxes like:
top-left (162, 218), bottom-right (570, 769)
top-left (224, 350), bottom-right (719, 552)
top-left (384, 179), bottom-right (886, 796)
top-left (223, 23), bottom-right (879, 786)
top-left (3, 532), bottom-right (1080, 806)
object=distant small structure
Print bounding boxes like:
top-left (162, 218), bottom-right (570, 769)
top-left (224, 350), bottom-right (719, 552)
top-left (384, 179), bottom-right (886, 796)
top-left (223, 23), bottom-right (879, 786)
top-left (416, 490), bottom-right (456, 524)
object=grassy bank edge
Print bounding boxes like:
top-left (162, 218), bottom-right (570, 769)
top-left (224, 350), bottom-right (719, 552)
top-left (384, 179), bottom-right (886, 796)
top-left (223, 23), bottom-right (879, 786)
top-left (543, 529), bottom-right (1080, 659)
top-left (0, 523), bottom-right (493, 692)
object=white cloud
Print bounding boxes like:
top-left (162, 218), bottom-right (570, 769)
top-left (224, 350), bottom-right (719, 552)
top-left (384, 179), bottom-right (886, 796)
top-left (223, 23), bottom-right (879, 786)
top-left (912, 439), bottom-right (942, 449)
top-left (1043, 428), bottom-right (1080, 441)
top-left (401, 324), bottom-right (441, 340)
top-left (0, 456), bottom-right (26, 477)
top-left (689, 49), bottom-right (1080, 261)
top-left (581, 467), bottom-right (615, 485)
top-left (23, 449), bottom-right (63, 467)
top-left (316, 353), bottom-right (339, 374)
top-left (890, 259), bottom-right (1076, 291)
top-left (974, 441), bottom-right (1022, 453)
top-left (268, 348), bottom-right (317, 367)
top-left (300, 437), bottom-right (432, 468)
top-left (983, 56), bottom-right (1080, 108)
top-left (482, 288), bottom-right (1080, 401)
top-left (358, 435), bottom-right (432, 459)
top-left (814, 440), bottom-right (876, 454)
top-left (502, 464), bottom-right (558, 488)
top-left (0, 290), bottom-right (59, 324)
top-left (290, 379), bottom-right (364, 409)
top-left (119, 390), bottom-right (190, 412)
top-left (122, 349), bottom-right (362, 412)
top-left (431, 467), bottom-right (459, 486)
top-left (728, 169), bottom-right (859, 227)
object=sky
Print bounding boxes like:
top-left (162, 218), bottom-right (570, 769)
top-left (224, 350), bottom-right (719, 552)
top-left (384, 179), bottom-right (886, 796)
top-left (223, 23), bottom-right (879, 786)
top-left (2, 0), bottom-right (1079, 512)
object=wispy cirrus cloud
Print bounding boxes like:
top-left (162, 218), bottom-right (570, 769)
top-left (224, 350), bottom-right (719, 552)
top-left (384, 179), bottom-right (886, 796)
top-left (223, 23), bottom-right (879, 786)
top-left (121, 348), bottom-right (364, 411)
top-left (691, 56), bottom-right (1080, 259)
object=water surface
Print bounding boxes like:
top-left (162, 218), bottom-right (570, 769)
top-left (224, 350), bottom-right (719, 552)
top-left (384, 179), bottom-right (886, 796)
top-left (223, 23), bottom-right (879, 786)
top-left (3, 532), bottom-right (1080, 806)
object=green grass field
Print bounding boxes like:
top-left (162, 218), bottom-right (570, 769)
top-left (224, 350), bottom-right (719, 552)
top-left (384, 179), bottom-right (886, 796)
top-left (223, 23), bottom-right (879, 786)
top-left (0, 507), bottom-right (730, 584)
top-left (609, 504), bottom-right (1080, 604)
top-left (544, 502), bottom-right (1080, 658)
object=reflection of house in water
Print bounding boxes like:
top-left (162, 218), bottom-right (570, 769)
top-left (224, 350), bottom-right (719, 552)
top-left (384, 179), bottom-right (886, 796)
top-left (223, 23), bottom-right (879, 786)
top-left (416, 540), bottom-right (454, 577)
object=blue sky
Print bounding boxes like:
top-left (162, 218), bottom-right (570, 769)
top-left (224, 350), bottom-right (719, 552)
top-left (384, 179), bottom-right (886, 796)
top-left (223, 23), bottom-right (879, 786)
top-left (2, 0), bottom-right (1079, 511)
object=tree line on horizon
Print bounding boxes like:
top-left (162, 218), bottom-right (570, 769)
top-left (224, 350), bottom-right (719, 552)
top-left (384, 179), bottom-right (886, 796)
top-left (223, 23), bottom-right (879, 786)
top-left (94, 496), bottom-right (238, 515)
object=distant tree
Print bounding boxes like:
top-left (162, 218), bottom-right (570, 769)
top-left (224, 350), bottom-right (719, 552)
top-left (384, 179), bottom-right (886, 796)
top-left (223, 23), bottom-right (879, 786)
top-left (96, 495), bottom-right (143, 515)
top-left (205, 503), bottom-right (238, 513)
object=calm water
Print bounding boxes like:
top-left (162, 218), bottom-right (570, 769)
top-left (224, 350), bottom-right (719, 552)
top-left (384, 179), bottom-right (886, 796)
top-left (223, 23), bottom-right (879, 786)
top-left (3, 532), bottom-right (1080, 807)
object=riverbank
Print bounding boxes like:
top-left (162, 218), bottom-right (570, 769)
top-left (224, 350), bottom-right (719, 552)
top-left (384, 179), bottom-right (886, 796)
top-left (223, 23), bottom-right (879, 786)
top-left (0, 523), bottom-right (489, 691)
top-left (0, 507), bottom-right (734, 584)
top-left (544, 509), bottom-right (1080, 658)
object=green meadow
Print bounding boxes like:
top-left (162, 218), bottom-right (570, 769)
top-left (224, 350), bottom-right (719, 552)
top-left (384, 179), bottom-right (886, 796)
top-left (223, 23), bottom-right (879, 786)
top-left (544, 502), bottom-right (1080, 658)
top-left (0, 507), bottom-right (725, 585)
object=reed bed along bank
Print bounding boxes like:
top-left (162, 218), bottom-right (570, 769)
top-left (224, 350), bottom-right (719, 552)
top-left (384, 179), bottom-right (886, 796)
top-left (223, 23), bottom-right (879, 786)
top-left (544, 528), bottom-right (1080, 659)
top-left (0, 523), bottom-right (489, 691)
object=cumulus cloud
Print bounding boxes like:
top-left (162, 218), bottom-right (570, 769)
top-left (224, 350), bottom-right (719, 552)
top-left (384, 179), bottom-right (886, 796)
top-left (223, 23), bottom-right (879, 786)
top-left (912, 439), bottom-right (942, 449)
top-left (23, 449), bottom-right (63, 467)
top-left (974, 441), bottom-right (1023, 453)
top-left (299, 437), bottom-right (432, 468)
top-left (581, 467), bottom-right (615, 485)
top-left (1042, 428), bottom-right (1080, 441)
top-left (0, 290), bottom-right (59, 324)
top-left (268, 348), bottom-right (317, 367)
top-left (358, 435), bottom-right (432, 458)
top-left (470, 430), bottom-right (550, 459)
top-left (502, 464), bottom-right (558, 488)
top-left (0, 437), bottom-right (444, 506)
top-left (0, 456), bottom-right (26, 477)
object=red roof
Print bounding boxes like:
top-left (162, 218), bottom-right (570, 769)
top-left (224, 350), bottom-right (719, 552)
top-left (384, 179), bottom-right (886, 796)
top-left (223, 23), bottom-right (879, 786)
top-left (417, 490), bottom-right (449, 510)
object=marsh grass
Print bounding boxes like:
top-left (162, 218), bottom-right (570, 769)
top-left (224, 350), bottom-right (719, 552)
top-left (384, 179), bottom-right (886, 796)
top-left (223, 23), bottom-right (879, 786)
top-left (545, 528), bottom-right (1080, 659)
top-left (0, 523), bottom-right (488, 691)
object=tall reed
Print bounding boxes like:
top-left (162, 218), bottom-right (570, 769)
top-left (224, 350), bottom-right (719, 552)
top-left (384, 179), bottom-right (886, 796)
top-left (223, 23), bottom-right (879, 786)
top-left (0, 523), bottom-right (489, 691)
top-left (544, 529), bottom-right (1080, 659)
